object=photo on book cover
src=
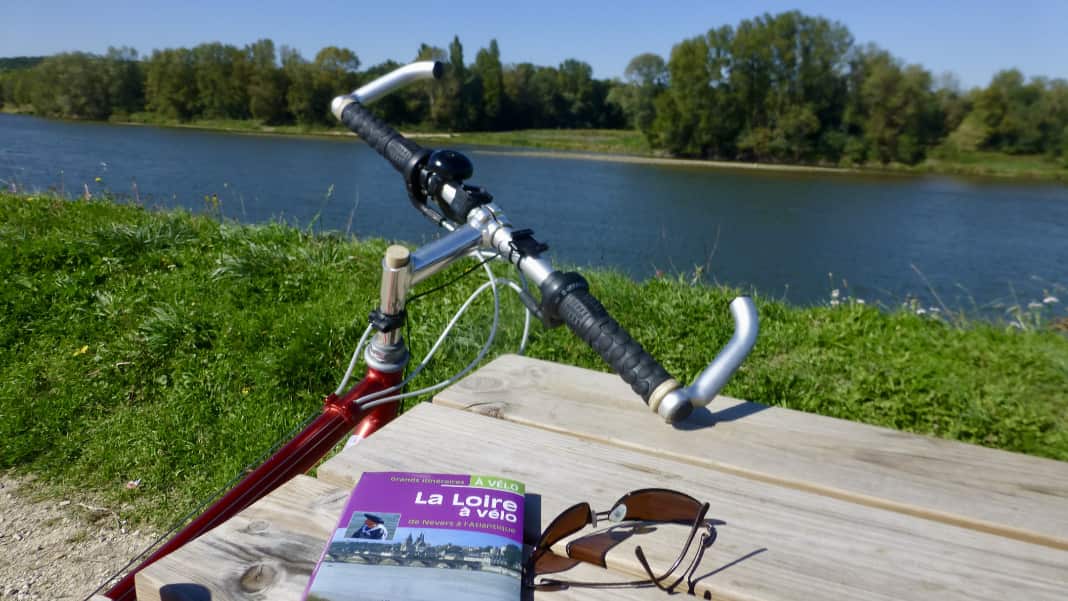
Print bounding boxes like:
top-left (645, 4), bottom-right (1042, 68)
top-left (304, 472), bottom-right (525, 601)
top-left (307, 525), bottom-right (522, 601)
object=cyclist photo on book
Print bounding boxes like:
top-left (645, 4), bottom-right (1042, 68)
top-left (344, 511), bottom-right (399, 541)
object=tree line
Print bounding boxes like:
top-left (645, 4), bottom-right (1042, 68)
top-left (625, 11), bottom-right (1068, 165)
top-left (2, 11), bottom-right (1066, 167)
top-left (0, 37), bottom-right (622, 131)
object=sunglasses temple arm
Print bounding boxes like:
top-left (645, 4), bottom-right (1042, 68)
top-left (635, 546), bottom-right (677, 591)
top-left (684, 531), bottom-right (716, 594)
top-left (633, 502), bottom-right (712, 591)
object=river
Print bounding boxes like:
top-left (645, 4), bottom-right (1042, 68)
top-left (2, 113), bottom-right (1066, 313)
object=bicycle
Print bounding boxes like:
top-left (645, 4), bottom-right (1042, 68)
top-left (97, 60), bottom-right (758, 600)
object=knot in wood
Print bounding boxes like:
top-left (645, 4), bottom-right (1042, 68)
top-left (244, 519), bottom-right (270, 534)
top-left (239, 563), bottom-right (278, 592)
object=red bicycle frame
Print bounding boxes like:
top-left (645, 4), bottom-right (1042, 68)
top-left (101, 57), bottom-right (758, 600)
top-left (103, 366), bottom-right (403, 600)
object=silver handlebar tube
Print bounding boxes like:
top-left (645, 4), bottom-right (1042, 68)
top-left (353, 61), bottom-right (440, 104)
top-left (331, 61), bottom-right (441, 118)
top-left (654, 298), bottom-right (759, 421)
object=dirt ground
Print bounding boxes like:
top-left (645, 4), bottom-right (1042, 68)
top-left (0, 475), bottom-right (158, 600)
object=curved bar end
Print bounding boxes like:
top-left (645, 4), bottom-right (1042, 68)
top-left (659, 296), bottom-right (759, 422)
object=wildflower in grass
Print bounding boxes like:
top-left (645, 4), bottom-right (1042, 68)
top-left (830, 289), bottom-right (840, 299)
top-left (1043, 295), bottom-right (1059, 304)
top-left (930, 307), bottom-right (941, 313)
top-left (856, 299), bottom-right (866, 305)
top-left (125, 479), bottom-right (141, 490)
top-left (72, 345), bottom-right (89, 356)
top-left (916, 308), bottom-right (927, 316)
top-left (830, 299), bottom-right (840, 307)
top-left (1028, 301), bottom-right (1043, 310)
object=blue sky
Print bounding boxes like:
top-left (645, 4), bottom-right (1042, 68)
top-left (4, 1), bottom-right (1066, 89)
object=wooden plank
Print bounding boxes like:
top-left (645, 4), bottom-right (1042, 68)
top-left (319, 403), bottom-right (1068, 601)
top-left (434, 354), bottom-right (1068, 550)
top-left (136, 475), bottom-right (346, 601)
top-left (135, 474), bottom-right (656, 600)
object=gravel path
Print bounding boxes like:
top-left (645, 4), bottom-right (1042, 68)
top-left (0, 475), bottom-right (158, 600)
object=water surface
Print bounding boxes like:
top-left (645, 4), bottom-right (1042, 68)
top-left (3, 113), bottom-right (1066, 312)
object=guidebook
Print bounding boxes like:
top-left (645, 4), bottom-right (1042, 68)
top-left (303, 472), bottom-right (525, 601)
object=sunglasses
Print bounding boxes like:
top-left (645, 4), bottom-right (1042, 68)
top-left (526, 488), bottom-right (713, 592)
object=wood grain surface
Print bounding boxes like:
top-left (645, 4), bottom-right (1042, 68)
top-left (318, 403), bottom-right (1068, 601)
top-left (434, 354), bottom-right (1068, 550)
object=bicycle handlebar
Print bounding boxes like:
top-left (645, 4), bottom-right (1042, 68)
top-left (332, 61), bottom-right (759, 423)
top-left (331, 61), bottom-right (441, 176)
top-left (338, 101), bottom-right (428, 176)
top-left (539, 271), bottom-right (677, 404)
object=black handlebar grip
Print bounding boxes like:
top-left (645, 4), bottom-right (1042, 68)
top-left (543, 272), bottom-right (674, 404)
top-left (340, 101), bottom-right (425, 175)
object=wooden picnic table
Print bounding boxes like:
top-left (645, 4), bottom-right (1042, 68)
top-left (134, 354), bottom-right (1068, 600)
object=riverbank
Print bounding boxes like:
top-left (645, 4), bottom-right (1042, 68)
top-left (2, 194), bottom-right (1066, 529)
top-left (26, 110), bottom-right (1058, 182)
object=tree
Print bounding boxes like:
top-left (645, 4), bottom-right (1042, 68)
top-left (29, 53), bottom-right (112, 119)
top-left (971, 70), bottom-right (1061, 155)
top-left (281, 46), bottom-right (320, 125)
top-left (652, 36), bottom-right (721, 157)
top-left (145, 48), bottom-right (198, 120)
top-left (557, 59), bottom-right (596, 127)
top-left (431, 36), bottom-right (468, 129)
top-left (314, 46), bottom-right (361, 97)
top-left (844, 46), bottom-right (941, 164)
top-left (607, 53), bottom-right (667, 134)
top-left (191, 43), bottom-right (249, 119)
top-left (531, 66), bottom-right (564, 128)
top-left (104, 47), bottom-right (145, 116)
top-left (502, 62), bottom-right (539, 129)
top-left (729, 12), bottom-right (852, 162)
top-left (473, 40), bottom-right (504, 129)
top-left (246, 39), bottom-right (288, 124)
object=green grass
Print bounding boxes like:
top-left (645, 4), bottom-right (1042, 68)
top-left (435, 129), bottom-right (651, 155)
top-left (2, 193), bottom-right (1066, 529)
top-left (112, 115), bottom-right (652, 155)
top-left (113, 112), bottom-right (351, 137)
top-left (915, 150), bottom-right (1068, 181)
top-left (854, 149), bottom-right (1068, 181)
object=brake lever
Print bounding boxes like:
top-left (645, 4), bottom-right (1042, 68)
top-left (653, 297), bottom-right (759, 422)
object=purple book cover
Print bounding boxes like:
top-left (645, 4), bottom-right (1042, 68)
top-left (303, 472), bottom-right (524, 601)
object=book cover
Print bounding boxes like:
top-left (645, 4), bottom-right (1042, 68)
top-left (303, 472), bottom-right (525, 601)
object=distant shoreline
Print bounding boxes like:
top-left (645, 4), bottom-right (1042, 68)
top-left (3, 110), bottom-right (1065, 182)
top-left (466, 148), bottom-right (857, 174)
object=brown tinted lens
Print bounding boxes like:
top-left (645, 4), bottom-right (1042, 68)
top-left (614, 489), bottom-right (702, 523)
top-left (533, 552), bottom-right (583, 576)
top-left (531, 502), bottom-right (593, 575)
top-left (566, 529), bottom-right (632, 568)
top-left (538, 502), bottom-right (594, 549)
